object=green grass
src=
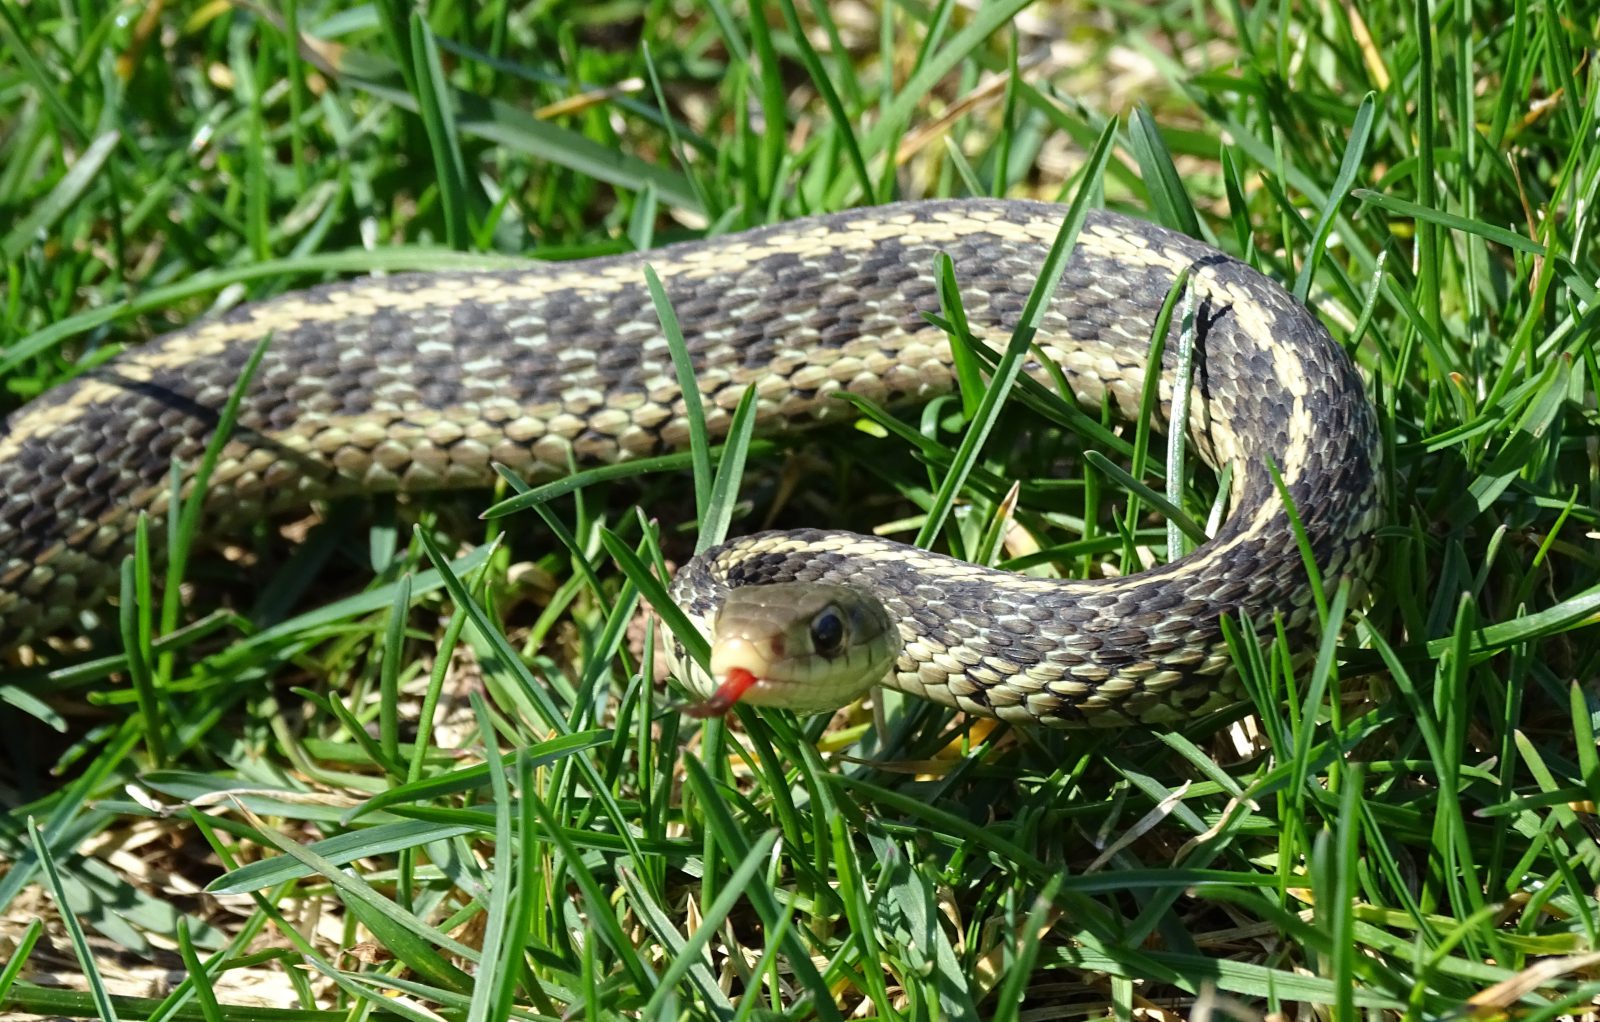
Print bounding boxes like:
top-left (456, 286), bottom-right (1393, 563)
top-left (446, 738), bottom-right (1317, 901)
top-left (3, 1), bottom-right (1600, 1018)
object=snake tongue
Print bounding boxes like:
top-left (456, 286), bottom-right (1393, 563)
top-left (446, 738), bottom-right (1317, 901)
top-left (683, 667), bottom-right (759, 718)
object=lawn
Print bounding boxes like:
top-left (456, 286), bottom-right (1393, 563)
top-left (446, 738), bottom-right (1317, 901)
top-left (3, 0), bottom-right (1600, 1019)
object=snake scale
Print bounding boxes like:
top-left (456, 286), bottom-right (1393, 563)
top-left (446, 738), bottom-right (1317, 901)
top-left (0, 200), bottom-right (1381, 725)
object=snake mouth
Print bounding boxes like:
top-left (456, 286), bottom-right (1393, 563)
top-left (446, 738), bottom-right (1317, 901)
top-left (681, 666), bottom-right (761, 718)
top-left (709, 634), bottom-right (784, 682)
top-left (681, 636), bottom-right (783, 717)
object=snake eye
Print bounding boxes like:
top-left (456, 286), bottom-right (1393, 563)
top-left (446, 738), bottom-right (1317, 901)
top-left (809, 605), bottom-right (846, 657)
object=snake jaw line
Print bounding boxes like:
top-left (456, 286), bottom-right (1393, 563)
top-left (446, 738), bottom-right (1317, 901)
top-left (705, 634), bottom-right (782, 707)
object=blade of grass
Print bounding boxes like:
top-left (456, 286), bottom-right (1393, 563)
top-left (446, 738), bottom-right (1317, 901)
top-left (915, 116), bottom-right (1118, 548)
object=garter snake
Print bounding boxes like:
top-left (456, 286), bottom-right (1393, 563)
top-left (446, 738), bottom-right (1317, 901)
top-left (0, 199), bottom-right (1381, 725)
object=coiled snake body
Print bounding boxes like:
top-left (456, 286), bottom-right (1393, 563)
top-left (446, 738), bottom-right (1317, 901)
top-left (0, 200), bottom-right (1380, 725)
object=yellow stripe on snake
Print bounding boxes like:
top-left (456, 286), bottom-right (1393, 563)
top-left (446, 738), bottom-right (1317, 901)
top-left (0, 200), bottom-right (1381, 726)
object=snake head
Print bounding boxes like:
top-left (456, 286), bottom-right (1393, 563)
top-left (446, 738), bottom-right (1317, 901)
top-left (683, 582), bottom-right (899, 717)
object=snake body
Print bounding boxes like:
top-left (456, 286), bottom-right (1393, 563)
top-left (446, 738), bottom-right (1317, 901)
top-left (1, 200), bottom-right (1380, 724)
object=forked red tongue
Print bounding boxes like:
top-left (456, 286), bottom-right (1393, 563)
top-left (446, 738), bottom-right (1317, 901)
top-left (683, 667), bottom-right (759, 718)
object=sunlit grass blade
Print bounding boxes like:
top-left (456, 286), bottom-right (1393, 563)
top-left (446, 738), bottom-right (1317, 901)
top-left (27, 818), bottom-right (121, 1021)
top-left (1293, 92), bottom-right (1375, 301)
top-left (915, 116), bottom-right (1118, 548)
top-left (1128, 106), bottom-right (1200, 237)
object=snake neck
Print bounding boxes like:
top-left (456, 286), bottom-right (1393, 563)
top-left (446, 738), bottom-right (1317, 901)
top-left (671, 475), bottom-right (1372, 728)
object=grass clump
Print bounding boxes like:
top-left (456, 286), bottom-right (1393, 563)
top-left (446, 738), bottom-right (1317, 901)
top-left (3, 1), bottom-right (1600, 1019)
